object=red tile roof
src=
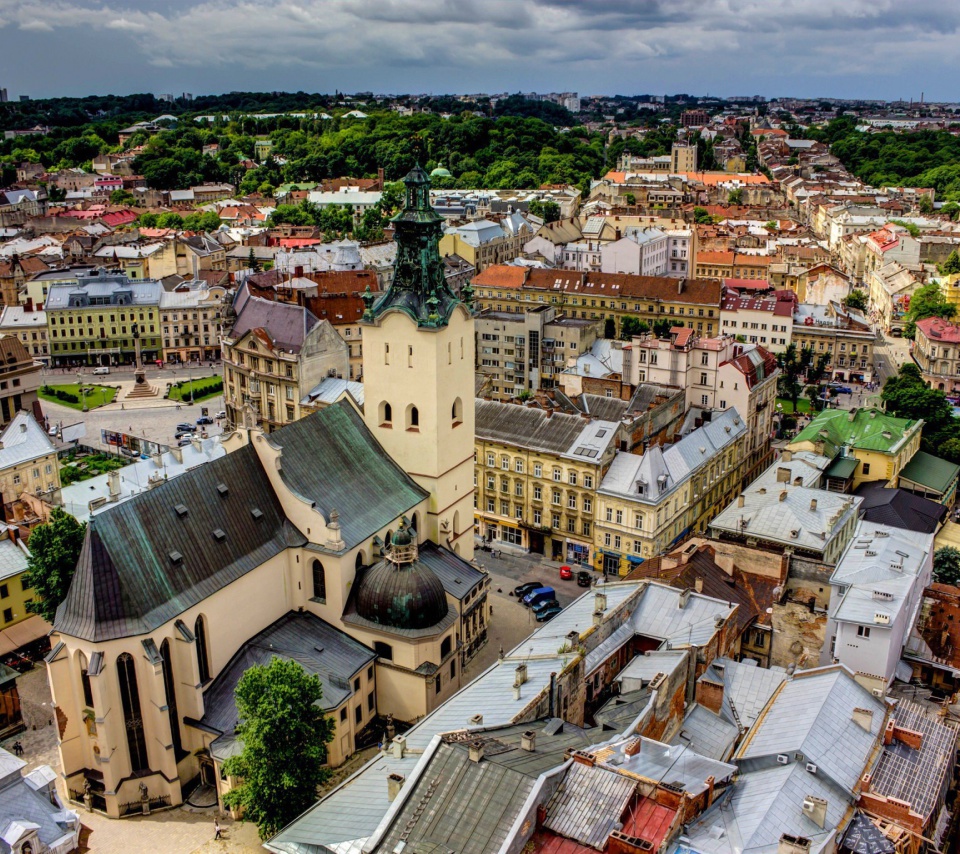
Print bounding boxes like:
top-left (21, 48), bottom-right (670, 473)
top-left (723, 277), bottom-right (770, 291)
top-left (916, 316), bottom-right (960, 344)
top-left (621, 797), bottom-right (677, 851)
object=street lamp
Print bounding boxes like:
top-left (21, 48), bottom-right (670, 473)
top-left (77, 371), bottom-right (88, 412)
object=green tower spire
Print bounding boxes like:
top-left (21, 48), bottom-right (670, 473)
top-left (364, 165), bottom-right (462, 328)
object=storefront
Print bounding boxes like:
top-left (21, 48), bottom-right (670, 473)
top-left (566, 541), bottom-right (590, 566)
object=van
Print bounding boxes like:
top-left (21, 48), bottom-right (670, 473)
top-left (522, 586), bottom-right (556, 608)
top-left (92, 366), bottom-right (110, 376)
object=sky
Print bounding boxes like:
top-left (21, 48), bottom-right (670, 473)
top-left (1, 0), bottom-right (959, 103)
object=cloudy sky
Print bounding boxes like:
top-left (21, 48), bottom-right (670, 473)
top-left (1, 0), bottom-right (957, 102)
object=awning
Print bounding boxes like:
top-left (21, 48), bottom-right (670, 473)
top-left (0, 615), bottom-right (51, 657)
top-left (824, 456), bottom-right (858, 480)
top-left (627, 555), bottom-right (645, 565)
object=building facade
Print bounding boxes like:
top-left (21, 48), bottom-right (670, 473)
top-left (159, 287), bottom-right (226, 364)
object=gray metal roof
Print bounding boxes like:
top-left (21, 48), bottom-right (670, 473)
top-left (0, 538), bottom-right (28, 584)
top-left (197, 611), bottom-right (375, 746)
top-left (231, 289), bottom-right (320, 353)
top-left (0, 750), bottom-right (78, 852)
top-left (709, 658), bottom-right (788, 730)
top-left (671, 704), bottom-right (739, 761)
top-left (0, 413), bottom-right (56, 471)
top-left (544, 762), bottom-right (637, 849)
top-left (266, 402), bottom-right (427, 551)
top-left (605, 737), bottom-right (736, 796)
top-left (55, 444), bottom-right (304, 642)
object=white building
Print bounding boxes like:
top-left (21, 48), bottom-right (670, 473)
top-left (600, 227), bottom-right (668, 276)
top-left (665, 228), bottom-right (694, 278)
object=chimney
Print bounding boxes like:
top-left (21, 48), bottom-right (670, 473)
top-left (514, 662), bottom-right (528, 687)
top-left (595, 591), bottom-right (607, 612)
top-left (801, 795), bottom-right (827, 829)
top-left (391, 735), bottom-right (406, 759)
top-left (851, 707), bottom-right (873, 732)
top-left (678, 589), bottom-right (691, 609)
top-left (521, 730), bottom-right (537, 752)
top-left (593, 610), bottom-right (604, 627)
top-left (781, 449), bottom-right (793, 462)
top-left (108, 470), bottom-right (121, 502)
top-left (695, 577), bottom-right (703, 593)
top-left (777, 835), bottom-right (812, 854)
top-left (24, 298), bottom-right (33, 313)
top-left (468, 739), bottom-right (484, 763)
top-left (387, 773), bottom-right (405, 802)
top-left (469, 713), bottom-right (483, 726)
top-left (696, 678), bottom-right (724, 714)
top-left (737, 494), bottom-right (745, 508)
top-left (624, 737), bottom-right (642, 756)
top-left (779, 490), bottom-right (788, 502)
top-left (809, 498), bottom-right (817, 512)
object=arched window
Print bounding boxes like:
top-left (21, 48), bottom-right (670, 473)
top-left (312, 560), bottom-right (326, 601)
top-left (117, 653), bottom-right (148, 773)
top-left (160, 640), bottom-right (183, 759)
top-left (355, 552), bottom-right (365, 571)
top-left (380, 401), bottom-right (392, 426)
top-left (78, 652), bottom-right (93, 708)
top-left (411, 513), bottom-right (420, 537)
top-left (453, 511), bottom-right (460, 536)
top-left (452, 397), bottom-right (463, 425)
top-left (195, 616), bottom-right (210, 684)
top-left (440, 636), bottom-right (452, 659)
top-left (407, 405), bottom-right (419, 430)
top-left (373, 641), bottom-right (393, 661)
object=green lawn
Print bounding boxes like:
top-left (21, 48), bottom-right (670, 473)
top-left (167, 377), bottom-right (224, 403)
top-left (777, 397), bottom-right (812, 414)
top-left (39, 383), bottom-right (117, 410)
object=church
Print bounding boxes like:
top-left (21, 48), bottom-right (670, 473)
top-left (44, 166), bottom-right (487, 817)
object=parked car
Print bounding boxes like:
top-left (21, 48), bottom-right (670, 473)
top-left (559, 565), bottom-right (573, 580)
top-left (522, 586), bottom-right (556, 608)
top-left (532, 598), bottom-right (560, 616)
top-left (215, 410), bottom-right (226, 420)
top-left (196, 415), bottom-right (214, 425)
top-left (120, 446), bottom-right (139, 457)
top-left (536, 604), bottom-right (563, 622)
top-left (577, 570), bottom-right (592, 587)
top-left (177, 437), bottom-right (194, 447)
top-left (176, 423), bottom-right (194, 433)
top-left (92, 366), bottom-right (110, 375)
top-left (513, 581), bottom-right (543, 599)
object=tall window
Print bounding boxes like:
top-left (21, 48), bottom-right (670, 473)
top-left (312, 560), bottom-right (326, 601)
top-left (380, 401), bottom-right (392, 426)
top-left (79, 652), bottom-right (94, 708)
top-left (452, 397), bottom-right (463, 425)
top-left (160, 640), bottom-right (183, 759)
top-left (195, 616), bottom-right (210, 684)
top-left (408, 406), bottom-right (419, 429)
top-left (117, 653), bottom-right (148, 773)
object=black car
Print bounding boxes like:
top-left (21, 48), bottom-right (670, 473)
top-left (532, 598), bottom-right (560, 616)
top-left (577, 571), bottom-right (592, 587)
top-left (196, 416), bottom-right (214, 425)
top-left (513, 581), bottom-right (543, 599)
top-left (536, 604), bottom-right (563, 622)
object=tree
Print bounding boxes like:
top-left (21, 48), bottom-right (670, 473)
top-left (842, 289), bottom-right (868, 312)
top-left (882, 362), bottom-right (954, 432)
top-left (623, 193), bottom-right (636, 206)
top-left (109, 188), bottom-right (136, 206)
top-left (21, 508), bottom-right (86, 623)
top-left (776, 344), bottom-right (813, 413)
top-left (904, 282), bottom-right (956, 337)
top-left (620, 316), bottom-right (648, 340)
top-left (136, 212), bottom-right (158, 228)
top-left (603, 318), bottom-right (616, 339)
top-left (938, 250), bottom-right (960, 277)
top-left (156, 212), bottom-right (184, 229)
top-left (222, 658), bottom-right (335, 838)
top-left (247, 247), bottom-right (261, 273)
top-left (527, 199), bottom-right (561, 224)
top-left (933, 546), bottom-right (960, 585)
top-left (727, 188), bottom-right (743, 205)
top-left (918, 194), bottom-right (934, 214)
top-left (692, 206), bottom-right (712, 224)
top-left (652, 318), bottom-right (673, 338)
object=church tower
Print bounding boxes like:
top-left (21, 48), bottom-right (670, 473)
top-left (361, 166), bottom-right (475, 559)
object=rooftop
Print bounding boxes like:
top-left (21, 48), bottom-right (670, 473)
top-left (790, 408), bottom-right (920, 458)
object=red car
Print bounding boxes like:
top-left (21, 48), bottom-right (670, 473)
top-left (559, 565), bottom-right (573, 580)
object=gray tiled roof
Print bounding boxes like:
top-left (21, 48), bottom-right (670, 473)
top-left (0, 412), bottom-right (56, 471)
top-left (0, 750), bottom-right (78, 852)
top-left (231, 290), bottom-right (320, 353)
top-left (544, 762), bottom-right (637, 849)
top-left (671, 704), bottom-right (739, 761)
top-left (266, 403), bottom-right (427, 551)
top-left (0, 538), bottom-right (28, 583)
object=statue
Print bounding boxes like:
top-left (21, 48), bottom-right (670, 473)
top-left (139, 781), bottom-right (149, 801)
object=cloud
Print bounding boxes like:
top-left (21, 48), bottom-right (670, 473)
top-left (1, 0), bottom-right (959, 99)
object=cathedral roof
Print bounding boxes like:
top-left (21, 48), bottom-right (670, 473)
top-left (354, 556), bottom-right (449, 631)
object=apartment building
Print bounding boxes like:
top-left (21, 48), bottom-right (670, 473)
top-left (694, 251), bottom-right (772, 281)
top-left (913, 316), bottom-right (960, 393)
top-left (221, 285), bottom-right (349, 431)
top-left (159, 287), bottom-right (226, 364)
top-left (624, 331), bottom-right (779, 478)
top-left (474, 401), bottom-right (622, 563)
top-left (600, 228), bottom-right (668, 276)
top-left (471, 266), bottom-right (722, 338)
top-left (594, 408), bottom-right (748, 574)
top-left (0, 304), bottom-right (47, 364)
top-left (44, 269), bottom-right (163, 367)
top-left (791, 301), bottom-right (875, 383)
top-left (719, 290), bottom-right (793, 353)
top-left (475, 306), bottom-right (600, 400)
top-left (438, 215), bottom-right (533, 272)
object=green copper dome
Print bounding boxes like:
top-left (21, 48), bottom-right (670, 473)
top-left (430, 164), bottom-right (452, 179)
top-left (354, 558), bottom-right (448, 630)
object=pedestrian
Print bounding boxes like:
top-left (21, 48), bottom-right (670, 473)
top-left (214, 819), bottom-right (222, 840)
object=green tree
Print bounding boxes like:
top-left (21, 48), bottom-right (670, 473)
top-left (109, 188), bottom-right (136, 206)
top-left (938, 250), bottom-right (960, 276)
top-left (21, 508), bottom-right (87, 623)
top-left (692, 207), bottom-right (712, 224)
top-left (727, 188), bottom-right (743, 205)
top-left (652, 318), bottom-right (673, 338)
top-left (156, 212), bottom-right (184, 229)
top-left (623, 193), bottom-right (636, 206)
top-left (46, 185), bottom-right (67, 203)
top-left (137, 212), bottom-right (158, 228)
top-left (776, 344), bottom-right (813, 413)
top-left (882, 362), bottom-right (953, 431)
top-left (223, 658), bottom-right (335, 838)
top-left (938, 437), bottom-right (960, 465)
top-left (620, 316), bottom-right (648, 340)
top-left (842, 289), bottom-right (869, 312)
top-left (527, 199), bottom-right (561, 223)
top-left (247, 247), bottom-right (261, 273)
top-left (182, 211), bottom-right (222, 232)
top-left (933, 546), bottom-right (960, 585)
top-left (904, 282), bottom-right (955, 337)
top-left (918, 194), bottom-right (934, 214)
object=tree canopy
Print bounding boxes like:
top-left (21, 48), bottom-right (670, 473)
top-left (934, 546), bottom-right (960, 586)
top-left (222, 657), bottom-right (335, 838)
top-left (903, 282), bottom-right (955, 338)
top-left (22, 508), bottom-right (86, 623)
top-left (842, 289), bottom-right (868, 312)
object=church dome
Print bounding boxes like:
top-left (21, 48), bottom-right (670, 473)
top-left (354, 558), bottom-right (448, 630)
top-left (430, 164), bottom-right (452, 179)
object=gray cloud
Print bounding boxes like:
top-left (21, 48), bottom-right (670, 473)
top-left (0, 0), bottom-right (956, 100)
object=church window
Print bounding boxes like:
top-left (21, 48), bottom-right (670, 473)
top-left (407, 405), bottom-right (419, 430)
top-left (374, 641), bottom-right (393, 660)
top-left (160, 640), bottom-right (184, 759)
top-left (312, 560), bottom-right (326, 602)
top-left (441, 636), bottom-right (452, 658)
top-left (408, 345), bottom-right (413, 368)
top-left (452, 397), bottom-right (463, 425)
top-left (195, 616), bottom-right (210, 684)
top-left (380, 401), bottom-right (392, 426)
top-left (117, 653), bottom-right (149, 773)
top-left (384, 343), bottom-right (389, 364)
top-left (79, 653), bottom-right (93, 708)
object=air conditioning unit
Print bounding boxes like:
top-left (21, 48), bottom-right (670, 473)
top-left (806, 763), bottom-right (818, 775)
top-left (872, 687), bottom-right (884, 698)
top-left (776, 754), bottom-right (789, 765)
top-left (802, 799), bottom-right (817, 815)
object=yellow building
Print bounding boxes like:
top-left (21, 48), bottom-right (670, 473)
top-left (471, 266), bottom-right (722, 338)
top-left (474, 401), bottom-right (621, 564)
top-left (594, 408), bottom-right (749, 575)
top-left (44, 270), bottom-right (162, 367)
top-left (788, 407), bottom-right (922, 490)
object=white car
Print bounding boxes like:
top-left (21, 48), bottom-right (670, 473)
top-left (92, 366), bottom-right (110, 375)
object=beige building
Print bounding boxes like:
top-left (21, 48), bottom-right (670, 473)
top-left (0, 410), bottom-right (60, 520)
top-left (160, 287), bottom-right (226, 364)
top-left (474, 401), bottom-right (621, 563)
top-left (0, 337), bottom-right (41, 427)
top-left (595, 408), bottom-right (748, 575)
top-left (221, 285), bottom-right (349, 432)
top-left (0, 303), bottom-right (48, 363)
top-left (439, 214), bottom-right (533, 272)
top-left (791, 301), bottom-right (875, 383)
top-left (45, 165), bottom-right (487, 818)
top-left (914, 316), bottom-right (960, 393)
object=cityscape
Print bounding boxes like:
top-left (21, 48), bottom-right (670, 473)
top-left (1, 13), bottom-right (960, 854)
